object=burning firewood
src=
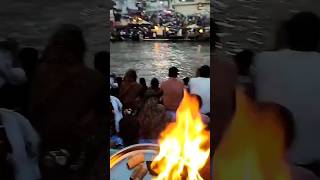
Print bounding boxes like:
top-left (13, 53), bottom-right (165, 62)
top-left (127, 153), bottom-right (145, 169)
top-left (130, 163), bottom-right (148, 180)
top-left (146, 161), bottom-right (158, 176)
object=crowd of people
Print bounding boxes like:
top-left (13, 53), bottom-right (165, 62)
top-left (0, 24), bottom-right (108, 180)
top-left (109, 64), bottom-right (210, 149)
top-left (214, 11), bottom-right (320, 179)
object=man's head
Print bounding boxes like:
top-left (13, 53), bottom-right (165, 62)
top-left (42, 24), bottom-right (87, 64)
top-left (139, 78), bottom-right (146, 86)
top-left (199, 65), bottom-right (210, 78)
top-left (183, 77), bottom-right (190, 86)
top-left (124, 69), bottom-right (137, 82)
top-left (151, 78), bottom-right (159, 89)
top-left (168, 66), bottom-right (179, 78)
top-left (286, 12), bottom-right (320, 51)
top-left (233, 50), bottom-right (254, 76)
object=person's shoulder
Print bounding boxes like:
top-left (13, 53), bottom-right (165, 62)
top-left (160, 79), bottom-right (168, 86)
top-left (0, 108), bottom-right (29, 125)
top-left (177, 78), bottom-right (184, 84)
top-left (0, 108), bottom-right (20, 117)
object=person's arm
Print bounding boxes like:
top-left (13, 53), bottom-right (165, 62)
top-left (14, 111), bottom-right (40, 160)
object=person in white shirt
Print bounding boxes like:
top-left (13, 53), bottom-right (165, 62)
top-left (189, 65), bottom-right (210, 115)
top-left (110, 96), bottom-right (123, 133)
top-left (0, 108), bottom-right (41, 180)
top-left (254, 12), bottom-right (320, 165)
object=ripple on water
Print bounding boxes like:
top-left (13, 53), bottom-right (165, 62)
top-left (110, 42), bottom-right (210, 84)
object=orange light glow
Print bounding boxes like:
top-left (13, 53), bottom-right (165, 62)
top-left (214, 89), bottom-right (291, 180)
top-left (151, 90), bottom-right (210, 180)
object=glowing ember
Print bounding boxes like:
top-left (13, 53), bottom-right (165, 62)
top-left (214, 89), bottom-right (291, 180)
top-left (151, 90), bottom-right (210, 180)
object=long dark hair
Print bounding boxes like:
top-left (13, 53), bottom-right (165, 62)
top-left (41, 24), bottom-right (87, 64)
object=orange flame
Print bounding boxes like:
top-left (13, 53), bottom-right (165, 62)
top-left (214, 89), bottom-right (291, 180)
top-left (151, 90), bottom-right (210, 180)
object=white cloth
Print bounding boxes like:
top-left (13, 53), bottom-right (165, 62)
top-left (0, 49), bottom-right (26, 88)
top-left (110, 96), bottom-right (123, 133)
top-left (0, 108), bottom-right (41, 180)
top-left (189, 77), bottom-right (210, 114)
top-left (255, 49), bottom-right (320, 164)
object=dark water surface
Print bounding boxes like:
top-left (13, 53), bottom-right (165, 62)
top-left (213, 0), bottom-right (320, 56)
top-left (110, 41), bottom-right (210, 84)
top-left (0, 0), bottom-right (109, 67)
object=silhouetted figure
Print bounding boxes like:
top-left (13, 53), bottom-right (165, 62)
top-left (29, 24), bottom-right (107, 180)
top-left (212, 18), bottom-right (237, 152)
top-left (255, 12), bottom-right (320, 165)
top-left (18, 47), bottom-right (39, 117)
top-left (94, 51), bottom-right (109, 78)
top-left (19, 47), bottom-right (39, 80)
top-left (286, 12), bottom-right (320, 51)
top-left (116, 77), bottom-right (122, 88)
top-left (182, 77), bottom-right (190, 89)
top-left (145, 78), bottom-right (162, 99)
top-left (273, 21), bottom-right (289, 50)
top-left (139, 78), bottom-right (148, 97)
top-left (119, 69), bottom-right (143, 111)
top-left (233, 50), bottom-right (255, 98)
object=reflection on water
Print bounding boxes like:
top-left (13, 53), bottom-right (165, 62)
top-left (213, 0), bottom-right (320, 56)
top-left (110, 42), bottom-right (210, 84)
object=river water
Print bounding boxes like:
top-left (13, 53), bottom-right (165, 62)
top-left (213, 0), bottom-right (320, 57)
top-left (110, 41), bottom-right (210, 84)
top-left (0, 0), bottom-right (109, 68)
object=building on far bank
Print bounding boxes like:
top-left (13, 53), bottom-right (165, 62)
top-left (171, 0), bottom-right (209, 16)
top-left (145, 0), bottom-right (169, 11)
top-left (112, 0), bottom-right (139, 15)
